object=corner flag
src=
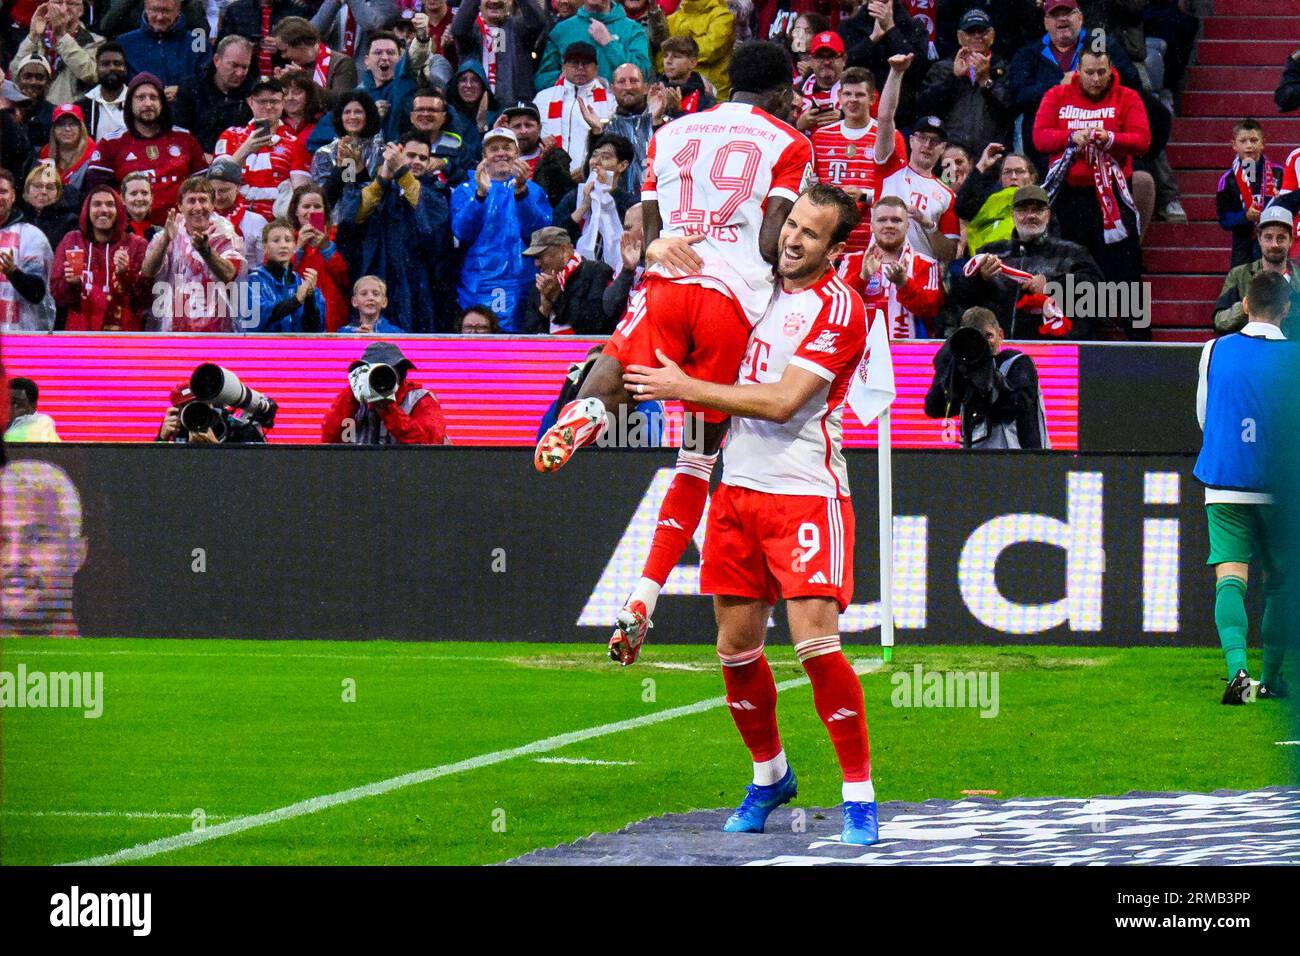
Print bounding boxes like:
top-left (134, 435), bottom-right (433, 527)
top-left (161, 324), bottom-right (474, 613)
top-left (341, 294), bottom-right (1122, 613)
top-left (846, 310), bottom-right (898, 659)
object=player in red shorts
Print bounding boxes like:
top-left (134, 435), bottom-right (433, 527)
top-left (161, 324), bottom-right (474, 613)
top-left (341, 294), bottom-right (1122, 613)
top-left (533, 42), bottom-right (814, 667)
top-left (624, 184), bottom-right (877, 845)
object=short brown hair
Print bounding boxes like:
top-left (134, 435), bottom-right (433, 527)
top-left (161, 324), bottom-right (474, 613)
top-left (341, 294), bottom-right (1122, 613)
top-left (273, 16), bottom-right (319, 47)
top-left (960, 307), bottom-right (1000, 334)
top-left (178, 176), bottom-right (215, 201)
top-left (840, 66), bottom-right (874, 91)
top-left (801, 182), bottom-right (860, 246)
top-left (661, 35), bottom-right (700, 60)
top-left (1246, 269), bottom-right (1292, 324)
top-left (262, 217), bottom-right (296, 242)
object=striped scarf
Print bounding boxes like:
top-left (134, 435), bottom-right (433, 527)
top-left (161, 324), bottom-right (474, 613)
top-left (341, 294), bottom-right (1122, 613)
top-left (1042, 142), bottom-right (1136, 245)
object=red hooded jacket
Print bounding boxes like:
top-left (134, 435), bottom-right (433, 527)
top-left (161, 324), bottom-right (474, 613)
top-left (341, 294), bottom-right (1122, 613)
top-left (321, 379), bottom-right (450, 445)
top-left (50, 187), bottom-right (152, 331)
top-left (1033, 68), bottom-right (1151, 189)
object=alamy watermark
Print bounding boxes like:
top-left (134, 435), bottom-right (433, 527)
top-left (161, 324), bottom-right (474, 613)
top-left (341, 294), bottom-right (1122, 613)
top-left (1046, 275), bottom-right (1152, 330)
top-left (890, 664), bottom-right (999, 718)
top-left (0, 666), bottom-right (103, 718)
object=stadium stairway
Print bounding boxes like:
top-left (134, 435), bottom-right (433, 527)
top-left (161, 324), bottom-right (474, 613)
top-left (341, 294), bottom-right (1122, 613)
top-left (1145, 0), bottom-right (1300, 340)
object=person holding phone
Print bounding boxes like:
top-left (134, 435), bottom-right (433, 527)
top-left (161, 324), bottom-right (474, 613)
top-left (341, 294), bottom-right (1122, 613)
top-left (287, 182), bottom-right (351, 331)
top-left (214, 77), bottom-right (313, 220)
top-left (795, 31), bottom-right (846, 133)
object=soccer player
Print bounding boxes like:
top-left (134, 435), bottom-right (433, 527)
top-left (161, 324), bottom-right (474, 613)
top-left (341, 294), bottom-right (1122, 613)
top-left (83, 73), bottom-right (208, 226)
top-left (811, 66), bottom-right (906, 254)
top-left (873, 54), bottom-right (960, 263)
top-left (534, 41), bottom-right (814, 668)
top-left (624, 184), bottom-right (877, 845)
top-left (1194, 269), bottom-right (1292, 704)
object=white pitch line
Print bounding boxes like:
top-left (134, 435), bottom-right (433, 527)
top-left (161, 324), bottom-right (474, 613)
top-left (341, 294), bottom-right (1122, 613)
top-left (4, 648), bottom-right (522, 663)
top-left (4, 811), bottom-right (229, 820)
top-left (1277, 741), bottom-right (1300, 746)
top-left (63, 674), bottom-right (815, 866)
top-left (534, 757), bottom-right (640, 766)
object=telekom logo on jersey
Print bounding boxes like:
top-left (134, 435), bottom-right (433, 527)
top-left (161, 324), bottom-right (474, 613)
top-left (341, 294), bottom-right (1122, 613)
top-left (578, 470), bottom-right (1183, 636)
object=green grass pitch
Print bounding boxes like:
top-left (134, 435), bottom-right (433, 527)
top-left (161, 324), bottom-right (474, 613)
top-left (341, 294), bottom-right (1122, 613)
top-left (0, 638), bottom-right (1290, 866)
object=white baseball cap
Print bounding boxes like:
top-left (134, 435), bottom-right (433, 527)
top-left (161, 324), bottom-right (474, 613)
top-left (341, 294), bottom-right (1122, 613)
top-left (482, 127), bottom-right (518, 148)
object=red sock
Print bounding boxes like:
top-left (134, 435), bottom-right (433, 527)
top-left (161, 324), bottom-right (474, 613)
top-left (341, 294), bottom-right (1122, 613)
top-left (641, 450), bottom-right (716, 585)
top-left (797, 636), bottom-right (870, 783)
top-left (719, 645), bottom-right (782, 763)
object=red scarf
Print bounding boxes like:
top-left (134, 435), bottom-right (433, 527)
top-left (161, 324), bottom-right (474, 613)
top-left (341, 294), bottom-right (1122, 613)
top-left (42, 25), bottom-right (64, 72)
top-left (342, 8), bottom-right (357, 56)
top-left (555, 252), bottom-right (583, 291)
top-left (477, 16), bottom-right (501, 90)
top-left (313, 45), bottom-right (333, 87)
top-left (1233, 156), bottom-right (1277, 230)
top-left (259, 0), bottom-right (274, 76)
top-left (963, 254), bottom-right (1072, 337)
top-left (1044, 141), bottom-right (1136, 246)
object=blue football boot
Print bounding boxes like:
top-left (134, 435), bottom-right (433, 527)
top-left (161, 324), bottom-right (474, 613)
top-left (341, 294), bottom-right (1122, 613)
top-left (722, 767), bottom-right (798, 833)
top-left (841, 800), bottom-right (879, 846)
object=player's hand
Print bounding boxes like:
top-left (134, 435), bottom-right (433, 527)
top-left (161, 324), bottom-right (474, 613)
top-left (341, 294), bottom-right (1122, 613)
top-left (888, 52), bottom-right (913, 74)
top-left (646, 234), bottom-right (706, 275)
top-left (977, 253), bottom-right (1004, 280)
top-left (623, 349), bottom-right (692, 402)
top-left (977, 141), bottom-right (1005, 173)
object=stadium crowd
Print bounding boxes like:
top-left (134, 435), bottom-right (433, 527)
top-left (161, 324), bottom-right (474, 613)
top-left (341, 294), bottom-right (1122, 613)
top-left (0, 0), bottom-right (1229, 346)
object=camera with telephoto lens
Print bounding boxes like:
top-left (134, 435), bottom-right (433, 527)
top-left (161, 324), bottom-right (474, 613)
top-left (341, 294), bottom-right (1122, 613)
top-left (172, 365), bottom-right (278, 443)
top-left (946, 326), bottom-right (1000, 402)
top-left (364, 363), bottom-right (399, 401)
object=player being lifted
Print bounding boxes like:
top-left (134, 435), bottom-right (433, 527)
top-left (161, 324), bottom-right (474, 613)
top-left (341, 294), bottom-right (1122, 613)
top-left (533, 42), bottom-right (814, 667)
top-left (624, 185), bottom-right (877, 845)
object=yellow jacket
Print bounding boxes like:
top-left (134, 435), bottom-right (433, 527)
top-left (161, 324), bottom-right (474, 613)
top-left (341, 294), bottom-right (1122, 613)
top-left (662, 0), bottom-right (736, 100)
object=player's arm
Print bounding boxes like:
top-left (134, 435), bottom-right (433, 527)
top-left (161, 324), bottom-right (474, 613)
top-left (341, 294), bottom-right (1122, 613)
top-left (624, 349), bottom-right (826, 425)
top-left (760, 196), bottom-right (794, 266)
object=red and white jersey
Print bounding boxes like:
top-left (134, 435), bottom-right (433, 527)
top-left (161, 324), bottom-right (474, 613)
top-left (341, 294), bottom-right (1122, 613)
top-left (875, 162), bottom-right (959, 260)
top-left (837, 242), bottom-right (942, 340)
top-left (642, 101), bottom-right (813, 324)
top-left (811, 119), bottom-right (907, 252)
top-left (86, 126), bottom-right (207, 226)
top-left (797, 75), bottom-right (839, 117)
top-left (214, 121), bottom-right (311, 219)
top-left (723, 269), bottom-right (868, 498)
top-left (1283, 147), bottom-right (1300, 193)
top-left (534, 79), bottom-right (614, 174)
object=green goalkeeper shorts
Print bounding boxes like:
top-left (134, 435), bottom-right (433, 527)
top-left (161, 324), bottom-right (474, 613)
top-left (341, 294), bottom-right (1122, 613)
top-left (1205, 502), bottom-right (1280, 576)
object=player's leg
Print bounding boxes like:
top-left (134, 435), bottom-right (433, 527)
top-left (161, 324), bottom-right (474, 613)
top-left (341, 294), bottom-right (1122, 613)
top-left (534, 287), bottom-right (650, 473)
top-left (1208, 503), bottom-right (1256, 704)
top-left (769, 494), bottom-right (877, 845)
top-left (610, 286), bottom-right (751, 663)
top-left (1258, 509), bottom-right (1290, 699)
top-left (715, 594), bottom-right (798, 833)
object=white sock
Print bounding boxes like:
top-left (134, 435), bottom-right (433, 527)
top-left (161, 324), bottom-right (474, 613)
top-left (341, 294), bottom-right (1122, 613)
top-left (753, 751), bottom-right (788, 786)
top-left (842, 779), bottom-right (875, 803)
top-left (630, 577), bottom-right (661, 619)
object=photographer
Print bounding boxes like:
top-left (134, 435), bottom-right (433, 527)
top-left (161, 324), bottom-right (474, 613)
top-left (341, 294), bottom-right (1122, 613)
top-left (156, 365), bottom-right (279, 444)
top-left (924, 307), bottom-right (1047, 450)
top-left (320, 341), bottom-right (450, 445)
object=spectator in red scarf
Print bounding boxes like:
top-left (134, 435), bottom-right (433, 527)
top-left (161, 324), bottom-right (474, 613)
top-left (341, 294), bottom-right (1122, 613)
top-left (50, 184), bottom-right (151, 330)
top-left (1033, 48), bottom-right (1150, 289)
top-left (40, 105), bottom-right (97, 192)
top-left (1216, 119), bottom-right (1285, 269)
top-left (287, 182), bottom-right (351, 332)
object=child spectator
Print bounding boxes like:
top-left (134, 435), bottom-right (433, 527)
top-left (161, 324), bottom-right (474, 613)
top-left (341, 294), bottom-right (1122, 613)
top-left (1217, 119), bottom-right (1284, 268)
top-left (336, 275), bottom-right (405, 333)
top-left (658, 35), bottom-right (716, 115)
top-left (249, 218), bottom-right (324, 332)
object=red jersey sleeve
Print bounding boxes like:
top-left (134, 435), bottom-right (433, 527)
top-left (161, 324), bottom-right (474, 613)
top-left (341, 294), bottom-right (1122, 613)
top-left (769, 133), bottom-right (813, 204)
top-left (641, 133), bottom-right (658, 202)
top-left (1284, 150), bottom-right (1300, 192)
top-left (936, 185), bottom-right (960, 238)
top-left (789, 284), bottom-right (868, 382)
top-left (214, 127), bottom-right (240, 159)
top-left (896, 256), bottom-right (944, 319)
top-left (289, 132), bottom-right (311, 176)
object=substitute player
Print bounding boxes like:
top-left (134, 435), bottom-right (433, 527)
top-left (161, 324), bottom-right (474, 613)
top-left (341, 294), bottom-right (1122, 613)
top-left (533, 42), bottom-right (814, 668)
top-left (624, 184), bottom-right (878, 846)
top-left (1195, 269), bottom-right (1292, 704)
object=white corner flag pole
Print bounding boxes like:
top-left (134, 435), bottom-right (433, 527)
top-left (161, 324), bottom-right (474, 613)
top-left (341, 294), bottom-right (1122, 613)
top-left (878, 407), bottom-right (894, 663)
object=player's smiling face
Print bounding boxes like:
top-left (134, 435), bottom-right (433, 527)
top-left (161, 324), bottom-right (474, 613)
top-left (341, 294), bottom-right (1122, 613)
top-left (778, 196), bottom-right (841, 287)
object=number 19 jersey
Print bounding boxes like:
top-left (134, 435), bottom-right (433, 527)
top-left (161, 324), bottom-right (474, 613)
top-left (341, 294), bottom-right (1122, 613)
top-left (642, 102), bottom-right (813, 324)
